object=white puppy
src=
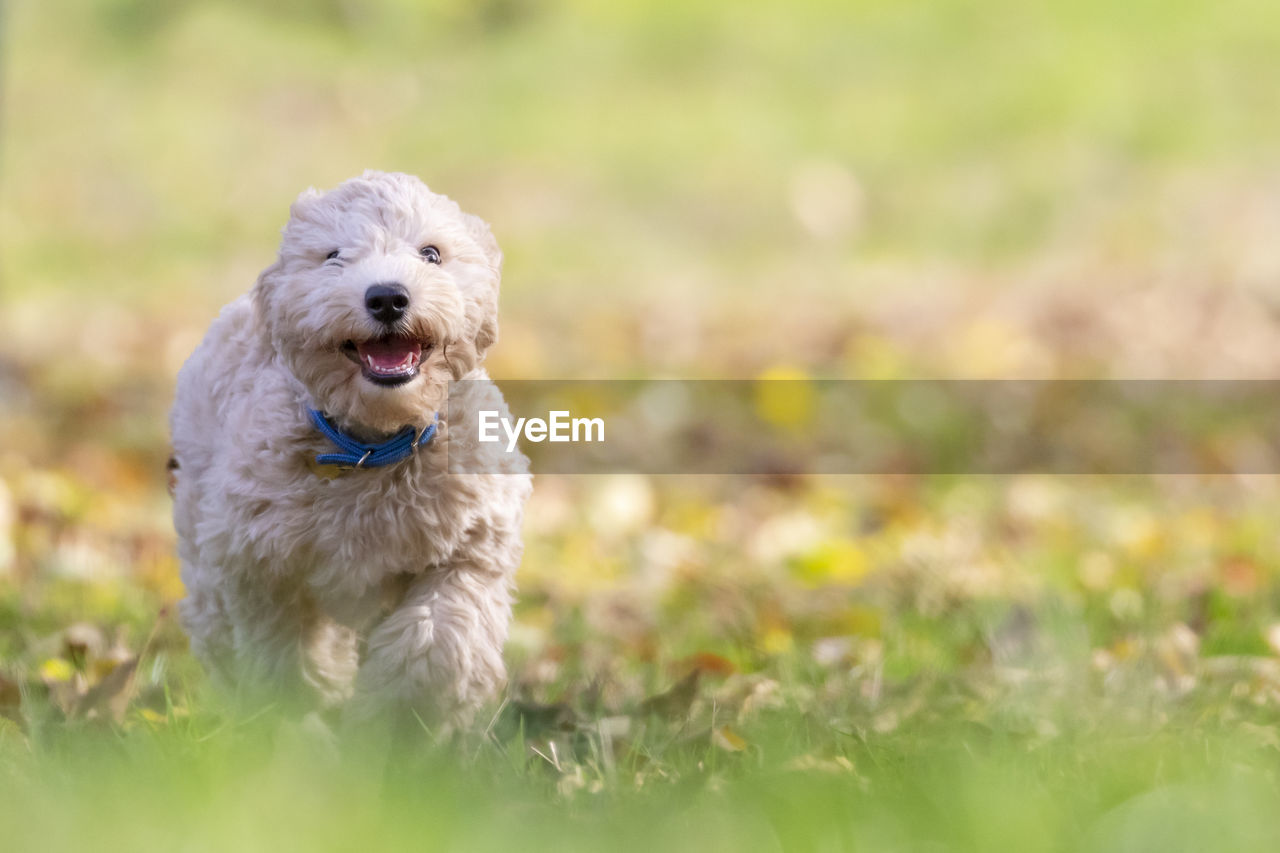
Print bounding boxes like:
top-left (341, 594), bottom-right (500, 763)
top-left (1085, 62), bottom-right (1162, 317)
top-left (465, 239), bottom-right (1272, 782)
top-left (170, 171), bottom-right (530, 727)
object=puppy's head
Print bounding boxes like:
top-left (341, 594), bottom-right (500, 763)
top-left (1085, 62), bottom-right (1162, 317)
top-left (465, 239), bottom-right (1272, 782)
top-left (253, 171), bottom-right (501, 435)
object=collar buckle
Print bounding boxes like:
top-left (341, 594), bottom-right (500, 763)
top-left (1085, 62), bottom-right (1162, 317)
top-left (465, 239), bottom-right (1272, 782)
top-left (307, 408), bottom-right (439, 477)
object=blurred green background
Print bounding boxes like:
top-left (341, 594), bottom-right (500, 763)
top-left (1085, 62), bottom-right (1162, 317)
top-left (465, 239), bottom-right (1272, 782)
top-left (5, 1), bottom-right (1280, 850)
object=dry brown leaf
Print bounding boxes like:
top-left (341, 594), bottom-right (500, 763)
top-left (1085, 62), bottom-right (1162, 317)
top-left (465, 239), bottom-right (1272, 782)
top-left (0, 672), bottom-right (21, 723)
top-left (680, 652), bottom-right (736, 677)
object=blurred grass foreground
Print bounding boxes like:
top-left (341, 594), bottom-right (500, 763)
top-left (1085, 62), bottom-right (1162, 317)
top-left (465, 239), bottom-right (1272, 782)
top-left (5, 0), bottom-right (1280, 850)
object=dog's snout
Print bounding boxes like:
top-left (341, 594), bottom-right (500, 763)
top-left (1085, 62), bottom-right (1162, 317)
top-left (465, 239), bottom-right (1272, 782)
top-left (364, 283), bottom-right (409, 325)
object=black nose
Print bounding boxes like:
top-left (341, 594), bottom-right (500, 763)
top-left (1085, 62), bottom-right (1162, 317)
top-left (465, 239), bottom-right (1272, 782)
top-left (364, 283), bottom-right (409, 325)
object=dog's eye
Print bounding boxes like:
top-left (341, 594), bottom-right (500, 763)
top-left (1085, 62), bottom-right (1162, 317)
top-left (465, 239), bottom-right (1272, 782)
top-left (419, 245), bottom-right (441, 264)
top-left (325, 250), bottom-right (341, 261)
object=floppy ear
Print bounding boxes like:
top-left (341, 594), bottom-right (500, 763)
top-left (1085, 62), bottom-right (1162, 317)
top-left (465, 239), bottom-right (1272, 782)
top-left (462, 211), bottom-right (503, 274)
top-left (461, 212), bottom-right (502, 359)
top-left (250, 259), bottom-right (283, 343)
top-left (251, 188), bottom-right (323, 340)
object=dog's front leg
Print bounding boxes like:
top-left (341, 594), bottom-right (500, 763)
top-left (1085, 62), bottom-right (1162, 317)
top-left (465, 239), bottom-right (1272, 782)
top-left (346, 563), bottom-right (513, 732)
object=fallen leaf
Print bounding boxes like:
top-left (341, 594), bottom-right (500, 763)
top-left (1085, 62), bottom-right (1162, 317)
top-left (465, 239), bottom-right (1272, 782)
top-left (0, 672), bottom-right (21, 723)
top-left (712, 725), bottom-right (747, 752)
top-left (761, 626), bottom-right (794, 656)
top-left (138, 707), bottom-right (168, 725)
top-left (39, 658), bottom-right (75, 683)
top-left (1220, 555), bottom-right (1261, 597)
top-left (681, 652), bottom-right (736, 677)
top-left (639, 669), bottom-right (701, 719)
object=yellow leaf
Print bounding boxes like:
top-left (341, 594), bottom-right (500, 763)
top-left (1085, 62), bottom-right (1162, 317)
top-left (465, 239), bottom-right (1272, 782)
top-left (91, 657), bottom-right (123, 682)
top-left (39, 658), bottom-right (74, 682)
top-left (791, 539), bottom-right (871, 587)
top-left (761, 626), bottom-right (794, 656)
top-left (712, 726), bottom-right (747, 752)
top-left (139, 708), bottom-right (168, 725)
top-left (753, 367), bottom-right (815, 431)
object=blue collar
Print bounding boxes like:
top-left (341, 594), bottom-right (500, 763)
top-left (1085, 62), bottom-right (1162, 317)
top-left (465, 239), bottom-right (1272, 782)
top-left (308, 409), bottom-right (438, 470)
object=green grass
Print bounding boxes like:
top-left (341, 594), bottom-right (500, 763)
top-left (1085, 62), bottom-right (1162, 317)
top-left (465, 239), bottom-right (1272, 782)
top-left (9, 466), bottom-right (1280, 850)
top-left (6, 0), bottom-right (1280, 311)
top-left (10, 467), bottom-right (1280, 850)
top-left (4, 638), bottom-right (1280, 852)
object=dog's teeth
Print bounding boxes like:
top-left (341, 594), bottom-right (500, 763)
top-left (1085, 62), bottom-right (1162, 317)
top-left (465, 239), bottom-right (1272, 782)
top-left (358, 343), bottom-right (420, 378)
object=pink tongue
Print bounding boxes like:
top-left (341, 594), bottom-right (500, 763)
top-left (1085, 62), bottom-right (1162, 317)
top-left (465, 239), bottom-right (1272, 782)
top-left (356, 336), bottom-right (421, 370)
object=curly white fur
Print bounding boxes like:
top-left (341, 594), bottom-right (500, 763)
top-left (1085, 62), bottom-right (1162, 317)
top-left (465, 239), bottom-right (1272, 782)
top-left (170, 171), bottom-right (531, 727)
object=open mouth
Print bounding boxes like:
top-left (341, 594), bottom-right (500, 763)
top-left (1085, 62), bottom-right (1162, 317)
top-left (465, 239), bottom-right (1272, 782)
top-left (341, 334), bottom-right (429, 387)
